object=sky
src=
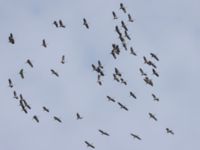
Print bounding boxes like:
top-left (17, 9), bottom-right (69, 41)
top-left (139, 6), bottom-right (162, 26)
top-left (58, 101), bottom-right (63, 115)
top-left (0, 0), bottom-right (200, 150)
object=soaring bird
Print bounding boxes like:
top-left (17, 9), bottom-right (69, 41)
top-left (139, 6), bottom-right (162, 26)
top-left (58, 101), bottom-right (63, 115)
top-left (128, 14), bottom-right (134, 22)
top-left (8, 78), bottom-right (13, 88)
top-left (83, 18), bottom-right (89, 29)
top-left (97, 80), bottom-right (102, 86)
top-left (143, 56), bottom-right (148, 64)
top-left (43, 106), bottom-right (49, 112)
top-left (121, 78), bottom-right (127, 85)
top-left (53, 21), bottom-right (58, 27)
top-left (61, 55), bottom-right (65, 64)
top-left (121, 21), bottom-right (128, 31)
top-left (125, 30), bottom-right (131, 40)
top-left (130, 47), bottom-right (136, 56)
top-left (26, 59), bottom-right (33, 68)
top-left (33, 115), bottom-right (39, 123)
top-left (19, 100), bottom-right (28, 114)
top-left (59, 19), bottom-right (65, 28)
top-left (84, 141), bottom-right (95, 149)
top-left (118, 102), bottom-right (128, 111)
top-left (130, 133), bottom-right (141, 140)
top-left (19, 69), bottom-right (24, 79)
top-left (130, 91), bottom-right (137, 99)
top-left (152, 93), bottom-right (159, 101)
top-left (120, 3), bottom-right (126, 13)
top-left (53, 116), bottom-right (62, 123)
top-left (42, 39), bottom-right (47, 48)
top-left (144, 77), bottom-right (153, 86)
top-left (139, 68), bottom-right (147, 76)
top-left (166, 128), bottom-right (174, 135)
top-left (149, 113), bottom-right (157, 121)
top-left (152, 68), bottom-right (159, 77)
top-left (21, 99), bottom-right (31, 110)
top-left (115, 68), bottom-right (122, 76)
top-left (150, 53), bottom-right (159, 61)
top-left (112, 11), bottom-right (118, 19)
top-left (76, 113), bottom-right (83, 120)
top-left (9, 33), bottom-right (15, 44)
top-left (113, 74), bottom-right (120, 82)
top-left (115, 26), bottom-right (122, 37)
top-left (98, 60), bottom-right (103, 69)
top-left (13, 91), bottom-right (18, 99)
top-left (91, 64), bottom-right (96, 71)
top-left (111, 50), bottom-right (117, 59)
top-left (148, 61), bottom-right (157, 69)
top-left (98, 129), bottom-right (110, 136)
top-left (51, 69), bottom-right (59, 77)
top-left (106, 96), bottom-right (116, 103)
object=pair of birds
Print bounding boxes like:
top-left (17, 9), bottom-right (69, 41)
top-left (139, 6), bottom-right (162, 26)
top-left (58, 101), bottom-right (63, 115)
top-left (53, 19), bottom-right (65, 28)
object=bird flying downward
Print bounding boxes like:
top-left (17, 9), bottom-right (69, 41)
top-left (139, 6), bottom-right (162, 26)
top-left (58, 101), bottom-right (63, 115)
top-left (33, 115), bottom-right (39, 123)
top-left (166, 128), bottom-right (174, 135)
top-left (118, 102), bottom-right (128, 111)
top-left (61, 55), bottom-right (65, 64)
top-left (128, 14), bottom-right (134, 22)
top-left (76, 113), bottom-right (83, 120)
top-left (125, 30), bottom-right (131, 40)
top-left (43, 106), bottom-right (49, 112)
top-left (98, 129), bottom-right (110, 136)
top-left (120, 3), bottom-right (126, 13)
top-left (152, 93), bottom-right (159, 101)
top-left (42, 39), bottom-right (47, 48)
top-left (115, 68), bottom-right (122, 76)
top-left (53, 21), bottom-right (58, 27)
top-left (152, 68), bottom-right (159, 77)
top-left (13, 91), bottom-right (18, 99)
top-left (9, 33), bottom-right (15, 44)
top-left (130, 47), bottom-right (136, 56)
top-left (149, 113), bottom-right (157, 121)
top-left (19, 69), bottom-right (24, 79)
top-left (121, 21), bottom-right (128, 31)
top-left (26, 59), bottom-right (33, 68)
top-left (8, 78), bottom-right (13, 88)
top-left (139, 68), bottom-right (147, 76)
top-left (98, 60), bottom-right (103, 69)
top-left (85, 141), bottom-right (95, 149)
top-left (83, 18), bottom-right (89, 29)
top-left (112, 11), bottom-right (118, 19)
top-left (106, 96), bottom-right (116, 103)
top-left (53, 116), bottom-right (62, 123)
top-left (130, 91), bottom-right (137, 99)
top-left (150, 53), bottom-right (159, 61)
top-left (59, 19), bottom-right (65, 28)
top-left (130, 133), bottom-right (142, 140)
top-left (51, 69), bottom-right (59, 77)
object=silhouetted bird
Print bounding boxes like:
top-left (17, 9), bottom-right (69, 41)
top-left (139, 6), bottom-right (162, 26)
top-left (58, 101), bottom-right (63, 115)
top-left (130, 133), bottom-right (141, 140)
top-left (85, 141), bottom-right (95, 149)
top-left (139, 68), bottom-right (147, 76)
top-left (61, 55), bottom-right (65, 64)
top-left (8, 78), bottom-right (13, 88)
top-left (33, 115), bottom-right (39, 123)
top-left (43, 106), bottom-right (49, 112)
top-left (166, 128), bottom-right (174, 135)
top-left (26, 59), bottom-right (33, 68)
top-left (97, 80), bottom-right (102, 86)
top-left (9, 33), bottom-right (15, 44)
top-left (128, 14), bottom-right (134, 22)
top-left (59, 19), bottom-right (65, 28)
top-left (53, 116), bottom-right (62, 123)
top-left (76, 113), bottom-right (83, 120)
top-left (19, 69), bottom-right (24, 79)
top-left (107, 96), bottom-right (116, 103)
top-left (150, 53), bottom-right (159, 61)
top-left (98, 129), bottom-right (110, 136)
top-left (111, 50), bottom-right (117, 59)
top-left (120, 78), bottom-right (127, 85)
top-left (121, 21), bottom-right (128, 31)
top-left (125, 30), bottom-right (131, 40)
top-left (152, 93), bottom-right (159, 101)
top-left (122, 42), bottom-right (128, 50)
top-left (83, 18), bottom-right (89, 29)
top-left (130, 91), bottom-right (137, 99)
top-left (21, 98), bottom-right (31, 110)
top-left (143, 56), bottom-right (148, 64)
top-left (120, 3), bottom-right (126, 13)
top-left (42, 39), bottom-right (47, 48)
top-left (152, 68), bottom-right (159, 77)
top-left (149, 113), bottom-right (157, 121)
top-left (118, 102), bottom-right (128, 111)
top-left (13, 91), bottom-right (18, 99)
top-left (113, 74), bottom-right (120, 82)
top-left (130, 47), bottom-right (136, 56)
top-left (98, 60), bottom-right (103, 69)
top-left (51, 69), bottom-right (59, 77)
top-left (115, 26), bottom-right (122, 37)
top-left (115, 68), bottom-right (122, 76)
top-left (144, 77), bottom-right (153, 86)
top-left (53, 21), bottom-right (58, 27)
top-left (112, 11), bottom-right (118, 19)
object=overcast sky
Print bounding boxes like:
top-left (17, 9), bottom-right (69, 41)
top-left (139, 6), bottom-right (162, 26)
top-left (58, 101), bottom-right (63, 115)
top-left (0, 0), bottom-right (200, 150)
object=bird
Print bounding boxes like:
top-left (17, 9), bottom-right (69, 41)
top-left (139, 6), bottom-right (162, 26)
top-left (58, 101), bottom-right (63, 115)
top-left (53, 116), bottom-right (62, 123)
top-left (98, 129), bottom-right (110, 136)
top-left (120, 78), bottom-right (127, 85)
top-left (130, 47), bottom-right (136, 56)
top-left (91, 64), bottom-right (96, 71)
top-left (130, 91), bottom-right (137, 99)
top-left (53, 21), bottom-right (58, 27)
top-left (13, 91), bottom-right (18, 99)
top-left (19, 69), bottom-right (24, 79)
top-left (166, 128), bottom-right (174, 135)
top-left (128, 14), bottom-right (134, 22)
top-left (61, 55), bottom-right (65, 64)
top-left (111, 50), bottom-right (117, 59)
top-left (150, 53), bottom-right (159, 61)
top-left (152, 93), bottom-right (159, 101)
top-left (42, 39), bottom-right (47, 48)
top-left (115, 68), bottom-right (122, 76)
top-left (83, 18), bottom-right (89, 29)
top-left (120, 3), bottom-right (126, 13)
top-left (33, 115), bottom-right (39, 123)
top-left (112, 11), bottom-right (118, 19)
top-left (152, 68), bottom-right (159, 77)
top-left (118, 102), bottom-right (128, 111)
top-left (148, 61), bottom-right (157, 69)
top-left (125, 30), bottom-right (131, 40)
top-left (21, 99), bottom-right (31, 110)
top-left (107, 96), bottom-right (116, 103)
top-left (97, 80), bottom-right (102, 86)
top-left (19, 99), bottom-right (28, 114)
top-left (144, 77), bottom-right (153, 86)
top-left (143, 56), bottom-right (148, 64)
top-left (8, 33), bottom-right (15, 44)
top-left (26, 59), bottom-right (33, 68)
top-left (113, 74), bottom-right (120, 82)
top-left (51, 69), bottom-right (59, 77)
top-left (121, 21), bottom-right (128, 31)
top-left (115, 26), bottom-right (122, 37)
top-left (130, 133), bottom-right (141, 140)
top-left (8, 78), bottom-right (13, 88)
top-left (43, 106), bottom-right (49, 112)
top-left (139, 68), bottom-right (147, 76)
top-left (76, 113), bottom-right (83, 120)
top-left (149, 113), bottom-right (157, 121)
top-left (85, 141), bottom-right (95, 149)
top-left (98, 60), bottom-right (103, 69)
top-left (59, 19), bottom-right (65, 28)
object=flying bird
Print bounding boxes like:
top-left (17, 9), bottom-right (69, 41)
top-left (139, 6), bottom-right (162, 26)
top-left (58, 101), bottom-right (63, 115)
top-left (61, 55), bottom-right (65, 64)
top-left (118, 102), bottom-right (128, 111)
top-left (149, 113), bottom-right (157, 121)
top-left (115, 26), bottom-right (122, 37)
top-left (130, 91), bottom-right (137, 99)
top-left (130, 133), bottom-right (141, 140)
top-left (8, 78), bottom-right (13, 88)
top-left (113, 74), bottom-right (120, 82)
top-left (83, 18), bottom-right (89, 29)
top-left (144, 77), bottom-right (153, 86)
top-left (152, 93), bottom-right (159, 101)
top-left (106, 96), bottom-right (116, 103)
top-left (98, 129), bottom-right (110, 136)
top-left (128, 14), bottom-right (134, 22)
top-left (8, 33), bottom-right (15, 44)
top-left (139, 68), bottom-right (147, 76)
top-left (76, 113), bottom-right (83, 120)
top-left (26, 59), bottom-right (33, 68)
top-left (112, 11), bottom-right (118, 19)
top-left (98, 60), bottom-right (103, 69)
top-left (152, 68), bottom-right (159, 77)
top-left (121, 21), bottom-right (128, 31)
top-left (130, 47), bottom-right (136, 56)
top-left (13, 91), bottom-right (18, 99)
top-left (120, 3), bottom-right (126, 13)
top-left (85, 141), bottom-right (95, 149)
top-left (166, 128), bottom-right (174, 135)
top-left (115, 68), bottom-right (122, 76)
top-left (42, 39), bottom-right (47, 48)
top-left (125, 31), bottom-right (131, 40)
top-left (150, 53), bottom-right (159, 61)
top-left (51, 69), bottom-right (59, 77)
top-left (19, 69), bottom-right (24, 79)
top-left (53, 21), bottom-right (58, 27)
top-left (53, 116), bottom-right (62, 123)
top-left (43, 106), bottom-right (49, 112)
top-left (59, 19), bottom-right (65, 28)
top-left (33, 115), bottom-right (39, 123)
top-left (121, 78), bottom-right (127, 85)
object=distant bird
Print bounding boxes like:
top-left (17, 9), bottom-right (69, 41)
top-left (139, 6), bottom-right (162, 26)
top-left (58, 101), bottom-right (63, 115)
top-left (118, 102), bottom-right (128, 111)
top-left (8, 78), bottom-right (13, 88)
top-left (43, 106), bottom-right (49, 112)
top-left (139, 68), bottom-right (147, 76)
top-left (112, 11), bottom-right (118, 19)
top-left (53, 21), bottom-right (58, 27)
top-left (150, 53), bottom-right (159, 61)
top-left (130, 133), bottom-right (141, 140)
top-left (128, 14), bottom-right (134, 22)
top-left (130, 91), bottom-right (137, 99)
top-left (59, 19), bottom-right (65, 28)
top-left (143, 56), bottom-right (148, 64)
top-left (51, 69), bottom-right (59, 77)
top-left (125, 30), bottom-right (131, 40)
top-left (42, 39), bottom-right (47, 48)
top-left (148, 61), bottom-right (157, 69)
top-left (115, 68), bottom-right (122, 76)
top-left (115, 26), bottom-right (122, 37)
top-left (8, 33), bottom-right (15, 44)
top-left (13, 91), bottom-right (18, 99)
top-left (98, 60), bottom-right (103, 69)
top-left (21, 99), bottom-right (31, 110)
top-left (144, 77), bottom-right (153, 86)
top-left (166, 128), bottom-right (174, 135)
top-left (120, 78), bottom-right (127, 85)
top-left (149, 113), bottom-right (157, 121)
top-left (130, 47), bottom-right (136, 56)
top-left (83, 18), bottom-right (89, 29)
top-left (111, 50), bottom-right (117, 59)
top-left (98, 129), bottom-right (110, 136)
top-left (33, 115), bottom-right (39, 123)
top-left (97, 80), bottom-right (102, 86)
top-left (152, 68), bottom-right (159, 77)
top-left (19, 99), bottom-right (28, 114)
top-left (53, 116), bottom-right (62, 123)
top-left (61, 55), bottom-right (65, 64)
top-left (76, 113), bottom-right (83, 120)
top-left (19, 69), bottom-right (24, 79)
top-left (26, 59), bottom-right (33, 68)
top-left (121, 21), bottom-right (128, 31)
top-left (152, 93), bottom-right (159, 101)
top-left (120, 3), bottom-right (126, 13)
top-left (92, 64), bottom-right (96, 71)
top-left (85, 141), bottom-right (95, 149)
top-left (113, 74), bottom-right (120, 82)
top-left (122, 42), bottom-right (128, 50)
top-left (107, 96), bottom-right (116, 103)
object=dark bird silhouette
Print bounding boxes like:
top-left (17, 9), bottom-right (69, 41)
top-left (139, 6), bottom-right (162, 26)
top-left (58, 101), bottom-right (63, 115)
top-left (148, 61), bottom-right (157, 69)
top-left (130, 91), bottom-right (137, 99)
top-left (121, 21), bottom-right (128, 31)
top-left (149, 113), bottom-right (157, 121)
top-left (33, 115), bottom-right (39, 123)
top-left (106, 96), bottom-right (116, 103)
top-left (21, 98), bottom-right (31, 110)
top-left (119, 35), bottom-right (125, 43)
top-left (53, 116), bottom-right (62, 123)
top-left (125, 30), bottom-right (131, 40)
top-left (83, 18), bottom-right (89, 29)
top-left (19, 100), bottom-right (28, 114)
top-left (121, 78), bottom-right (127, 85)
top-left (112, 11), bottom-right (118, 19)
top-left (128, 14), bottom-right (134, 22)
top-left (111, 50), bottom-right (117, 59)
top-left (51, 69), bottom-right (59, 77)
top-left (115, 68), bottom-right (122, 76)
top-left (92, 64), bottom-right (96, 71)
top-left (118, 102), bottom-right (128, 111)
top-left (8, 78), bottom-right (13, 88)
top-left (26, 59), bottom-right (33, 68)
top-left (43, 106), bottom-right (49, 112)
top-left (139, 68), bottom-right (147, 76)
top-left (85, 141), bottom-right (95, 149)
top-left (115, 26), bottom-right (122, 37)
top-left (113, 74), bottom-right (120, 82)
top-left (130, 133), bottom-right (141, 140)
top-left (150, 53), bottom-right (159, 61)
top-left (9, 33), bottom-right (15, 44)
top-left (42, 39), bottom-right (47, 48)
top-left (53, 21), bottom-right (58, 27)
top-left (152, 68), bottom-right (159, 77)
top-left (61, 55), bottom-right (65, 64)
top-left (13, 91), bottom-right (18, 99)
top-left (166, 128), bottom-right (174, 135)
top-left (76, 113), bottom-right (83, 120)
top-left (98, 60), bottom-right (103, 69)
top-left (59, 19), bottom-right (65, 28)
top-left (144, 77), bottom-right (153, 86)
top-left (122, 42), bottom-right (128, 50)
top-left (130, 47), bottom-right (136, 56)
top-left (19, 69), bottom-right (24, 79)
top-left (143, 56), bottom-right (148, 64)
top-left (120, 3), bottom-right (126, 13)
top-left (98, 129), bottom-right (110, 136)
top-left (97, 80), bottom-right (102, 86)
top-left (152, 93), bottom-right (159, 101)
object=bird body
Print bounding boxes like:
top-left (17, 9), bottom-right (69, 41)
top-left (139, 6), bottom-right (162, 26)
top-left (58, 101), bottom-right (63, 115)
top-left (131, 133), bottom-right (141, 140)
top-left (118, 102), bottom-right (128, 111)
top-left (98, 129), bottom-right (110, 136)
top-left (9, 33), bottom-right (15, 44)
top-left (149, 113), bottom-right (157, 121)
top-left (26, 59), bottom-right (33, 68)
top-left (83, 18), bottom-right (89, 29)
top-left (54, 116), bottom-right (62, 123)
top-left (51, 69), bottom-right (59, 77)
top-left (33, 115), bottom-right (39, 123)
top-left (85, 141), bottom-right (95, 149)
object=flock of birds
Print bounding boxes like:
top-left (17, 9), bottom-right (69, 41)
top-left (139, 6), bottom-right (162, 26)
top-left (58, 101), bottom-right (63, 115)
top-left (7, 3), bottom-right (174, 149)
